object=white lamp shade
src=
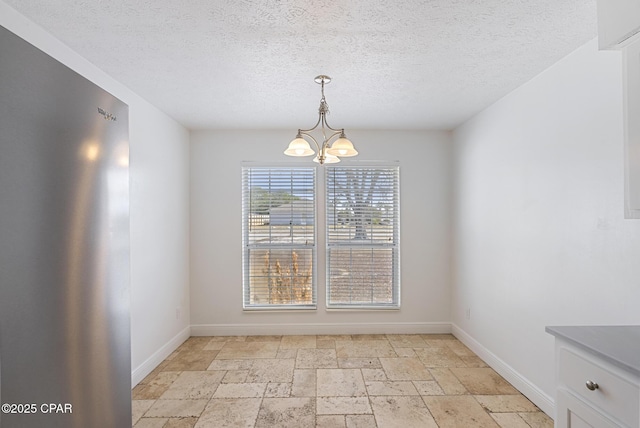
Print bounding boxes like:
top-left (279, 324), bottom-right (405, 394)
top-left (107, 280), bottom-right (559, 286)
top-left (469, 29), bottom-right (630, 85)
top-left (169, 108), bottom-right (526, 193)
top-left (284, 137), bottom-right (315, 156)
top-left (313, 152), bottom-right (340, 164)
top-left (326, 137), bottom-right (358, 157)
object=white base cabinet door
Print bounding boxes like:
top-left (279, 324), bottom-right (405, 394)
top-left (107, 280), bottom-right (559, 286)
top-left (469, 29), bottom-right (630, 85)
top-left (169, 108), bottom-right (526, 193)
top-left (556, 390), bottom-right (622, 428)
top-left (552, 343), bottom-right (639, 428)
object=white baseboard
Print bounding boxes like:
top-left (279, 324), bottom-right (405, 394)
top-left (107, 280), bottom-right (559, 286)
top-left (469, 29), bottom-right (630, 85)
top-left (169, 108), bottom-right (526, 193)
top-left (190, 322), bottom-right (452, 337)
top-left (451, 323), bottom-right (555, 417)
top-left (131, 326), bottom-right (191, 387)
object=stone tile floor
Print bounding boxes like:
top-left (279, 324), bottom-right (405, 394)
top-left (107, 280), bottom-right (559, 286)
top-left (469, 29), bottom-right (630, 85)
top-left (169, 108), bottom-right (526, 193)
top-left (132, 334), bottom-right (553, 427)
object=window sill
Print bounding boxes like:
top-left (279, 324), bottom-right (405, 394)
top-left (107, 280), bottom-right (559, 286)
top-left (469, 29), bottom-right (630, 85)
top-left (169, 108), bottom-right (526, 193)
top-left (243, 306), bottom-right (317, 312)
top-left (325, 306), bottom-right (400, 311)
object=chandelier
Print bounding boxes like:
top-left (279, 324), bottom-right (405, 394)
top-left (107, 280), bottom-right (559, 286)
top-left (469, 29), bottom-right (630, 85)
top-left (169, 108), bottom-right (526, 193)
top-left (284, 75), bottom-right (358, 165)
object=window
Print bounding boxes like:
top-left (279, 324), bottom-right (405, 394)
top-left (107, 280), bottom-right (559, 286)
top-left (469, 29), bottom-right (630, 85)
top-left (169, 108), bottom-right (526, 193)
top-left (325, 166), bottom-right (400, 308)
top-left (242, 166), bottom-right (316, 309)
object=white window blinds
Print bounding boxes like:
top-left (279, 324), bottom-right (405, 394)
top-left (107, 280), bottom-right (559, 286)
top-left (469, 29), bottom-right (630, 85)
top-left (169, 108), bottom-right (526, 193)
top-left (242, 167), bottom-right (316, 309)
top-left (325, 166), bottom-right (400, 308)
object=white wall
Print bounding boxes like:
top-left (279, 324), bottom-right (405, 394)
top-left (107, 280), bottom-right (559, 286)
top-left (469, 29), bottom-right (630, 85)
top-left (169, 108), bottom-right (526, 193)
top-left (190, 129), bottom-right (452, 335)
top-left (0, 3), bottom-right (191, 385)
top-left (452, 38), bottom-right (640, 414)
top-left (129, 107), bottom-right (190, 384)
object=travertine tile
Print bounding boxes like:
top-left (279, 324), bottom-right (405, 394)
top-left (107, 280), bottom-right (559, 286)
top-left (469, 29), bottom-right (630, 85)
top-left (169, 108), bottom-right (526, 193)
top-left (475, 394), bottom-right (538, 413)
top-left (336, 340), bottom-right (396, 358)
top-left (345, 414), bottom-right (378, 428)
top-left (276, 349), bottom-right (298, 359)
top-left (145, 400), bottom-right (208, 418)
top-left (423, 395), bottom-right (500, 428)
top-left (164, 417), bottom-right (198, 428)
top-left (518, 411), bottom-right (554, 428)
top-left (365, 381), bottom-right (419, 396)
top-left (165, 351), bottom-right (180, 361)
top-left (134, 418), bottom-right (168, 428)
top-left (386, 334), bottom-right (428, 348)
top-left (212, 382), bottom-right (266, 398)
top-left (254, 397), bottom-right (315, 428)
top-left (429, 368), bottom-right (468, 395)
top-left (265, 382), bottom-right (292, 397)
top-left (379, 357), bottom-right (432, 380)
top-left (291, 369), bottom-right (316, 397)
top-left (164, 350), bottom-right (219, 371)
top-left (414, 347), bottom-right (466, 368)
top-left (296, 349), bottom-right (338, 368)
top-left (361, 368), bottom-right (387, 382)
top-left (316, 397), bottom-right (372, 415)
top-left (222, 370), bottom-right (249, 383)
top-left (264, 382), bottom-right (291, 398)
top-left (204, 336), bottom-right (232, 342)
top-left (317, 415), bottom-right (346, 428)
top-left (318, 335), bottom-right (352, 341)
top-left (179, 337), bottom-right (213, 352)
top-left (135, 417), bottom-right (198, 428)
top-left (491, 413), bottom-right (531, 428)
top-left (280, 335), bottom-right (316, 349)
top-left (444, 340), bottom-right (476, 357)
top-left (215, 342), bottom-right (279, 359)
top-left (369, 396), bottom-right (438, 427)
top-left (352, 334), bottom-right (387, 341)
top-left (338, 358), bottom-right (382, 369)
top-left (247, 358), bottom-right (295, 383)
top-left (413, 380), bottom-right (445, 396)
top-left (206, 336), bottom-right (246, 342)
top-left (393, 348), bottom-right (418, 357)
top-left (421, 334), bottom-right (456, 341)
top-left (132, 334), bottom-right (549, 428)
top-left (160, 371), bottom-right (224, 399)
top-left (450, 368), bottom-right (519, 395)
top-left (133, 371), bottom-right (181, 399)
top-left (132, 400), bottom-right (155, 425)
top-left (317, 369), bottom-right (367, 397)
top-left (202, 340), bottom-right (226, 351)
top-left (195, 398), bottom-right (261, 428)
top-left (139, 360), bottom-right (170, 384)
top-left (206, 359), bottom-right (252, 371)
top-left (461, 355), bottom-right (489, 367)
top-left (316, 339), bottom-right (336, 349)
top-left (245, 335), bottom-right (282, 342)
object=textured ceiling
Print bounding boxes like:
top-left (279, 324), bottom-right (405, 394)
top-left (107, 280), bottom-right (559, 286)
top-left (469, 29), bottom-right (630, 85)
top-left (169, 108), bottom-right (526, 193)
top-left (5, 0), bottom-right (597, 130)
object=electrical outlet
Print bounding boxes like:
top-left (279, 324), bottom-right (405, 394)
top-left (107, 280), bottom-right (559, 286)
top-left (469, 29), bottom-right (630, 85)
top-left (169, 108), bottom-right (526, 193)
top-left (465, 308), bottom-right (471, 320)
top-left (176, 306), bottom-right (181, 320)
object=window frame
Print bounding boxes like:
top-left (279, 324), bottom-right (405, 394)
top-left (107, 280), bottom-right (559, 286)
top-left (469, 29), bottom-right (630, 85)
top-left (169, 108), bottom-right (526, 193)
top-left (324, 164), bottom-right (401, 309)
top-left (241, 164), bottom-right (317, 310)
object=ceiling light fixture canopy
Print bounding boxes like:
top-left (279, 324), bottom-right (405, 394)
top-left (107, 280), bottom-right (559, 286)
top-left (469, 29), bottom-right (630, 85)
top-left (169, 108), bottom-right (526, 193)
top-left (284, 75), bottom-right (358, 165)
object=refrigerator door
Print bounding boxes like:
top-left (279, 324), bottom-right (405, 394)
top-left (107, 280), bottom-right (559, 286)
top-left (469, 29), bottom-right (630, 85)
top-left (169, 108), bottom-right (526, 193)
top-left (0, 25), bottom-right (131, 427)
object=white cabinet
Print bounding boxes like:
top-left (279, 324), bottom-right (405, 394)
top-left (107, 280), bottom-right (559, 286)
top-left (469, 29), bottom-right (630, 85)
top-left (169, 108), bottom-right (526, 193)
top-left (556, 390), bottom-right (620, 428)
top-left (597, 0), bottom-right (640, 49)
top-left (554, 345), bottom-right (639, 427)
top-left (553, 344), bottom-right (640, 427)
top-left (547, 326), bottom-right (640, 428)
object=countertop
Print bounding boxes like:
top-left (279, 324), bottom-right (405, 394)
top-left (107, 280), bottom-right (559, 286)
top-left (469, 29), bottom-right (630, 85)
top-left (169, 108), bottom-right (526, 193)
top-left (546, 325), bottom-right (640, 377)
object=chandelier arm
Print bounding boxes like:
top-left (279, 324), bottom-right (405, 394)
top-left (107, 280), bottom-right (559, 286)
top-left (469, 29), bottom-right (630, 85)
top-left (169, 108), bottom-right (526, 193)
top-left (325, 130), bottom-right (344, 143)
top-left (299, 113), bottom-right (323, 134)
top-left (321, 114), bottom-right (343, 133)
top-left (298, 131), bottom-right (321, 152)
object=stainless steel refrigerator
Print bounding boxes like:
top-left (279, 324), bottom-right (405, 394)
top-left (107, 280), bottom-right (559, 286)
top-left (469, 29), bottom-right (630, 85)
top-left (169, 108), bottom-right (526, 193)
top-left (0, 25), bottom-right (131, 427)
